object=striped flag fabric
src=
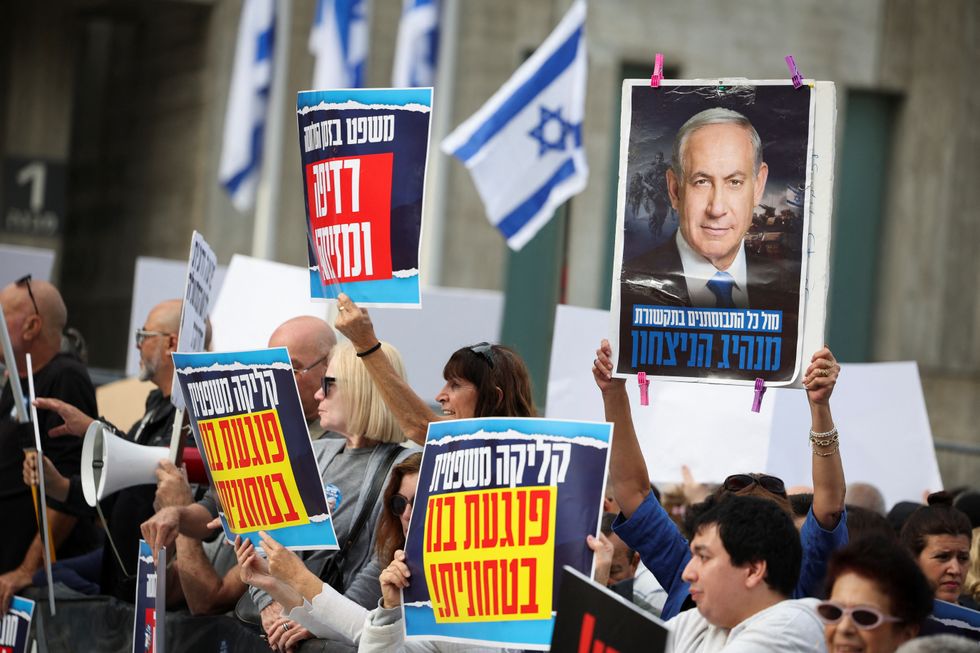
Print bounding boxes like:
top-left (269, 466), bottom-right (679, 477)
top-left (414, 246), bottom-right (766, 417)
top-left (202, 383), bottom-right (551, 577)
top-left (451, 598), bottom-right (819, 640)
top-left (218, 0), bottom-right (276, 212)
top-left (441, 0), bottom-right (588, 250)
top-left (392, 0), bottom-right (439, 87)
top-left (309, 0), bottom-right (369, 89)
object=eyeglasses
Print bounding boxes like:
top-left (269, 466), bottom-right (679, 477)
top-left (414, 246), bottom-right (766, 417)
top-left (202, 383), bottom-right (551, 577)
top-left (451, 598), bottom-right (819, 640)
top-left (15, 275), bottom-right (39, 316)
top-left (293, 354), bottom-right (328, 376)
top-left (321, 375), bottom-right (338, 396)
top-left (722, 473), bottom-right (787, 497)
top-left (467, 342), bottom-right (495, 369)
top-left (816, 601), bottom-right (902, 630)
top-left (388, 494), bottom-right (413, 517)
top-left (135, 329), bottom-right (172, 347)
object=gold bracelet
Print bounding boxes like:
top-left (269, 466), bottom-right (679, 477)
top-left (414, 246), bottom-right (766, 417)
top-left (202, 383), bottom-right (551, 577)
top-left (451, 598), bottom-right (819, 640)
top-left (812, 443), bottom-right (840, 457)
top-left (810, 435), bottom-right (839, 447)
top-left (810, 426), bottom-right (838, 438)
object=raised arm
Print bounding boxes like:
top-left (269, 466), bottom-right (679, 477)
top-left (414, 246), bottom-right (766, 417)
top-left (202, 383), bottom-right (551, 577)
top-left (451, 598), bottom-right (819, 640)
top-left (803, 347), bottom-right (845, 529)
top-left (335, 293), bottom-right (439, 445)
top-left (593, 339), bottom-right (650, 519)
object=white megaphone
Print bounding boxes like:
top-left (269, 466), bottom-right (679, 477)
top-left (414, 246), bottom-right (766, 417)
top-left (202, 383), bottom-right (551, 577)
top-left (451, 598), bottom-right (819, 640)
top-left (81, 421), bottom-right (168, 507)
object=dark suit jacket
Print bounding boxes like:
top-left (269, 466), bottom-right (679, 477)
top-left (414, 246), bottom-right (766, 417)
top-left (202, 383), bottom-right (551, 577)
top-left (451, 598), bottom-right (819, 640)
top-left (618, 235), bottom-right (801, 381)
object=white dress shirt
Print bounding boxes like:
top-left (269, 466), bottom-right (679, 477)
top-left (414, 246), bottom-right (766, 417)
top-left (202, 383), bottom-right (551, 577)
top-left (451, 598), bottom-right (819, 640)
top-left (675, 231), bottom-right (749, 309)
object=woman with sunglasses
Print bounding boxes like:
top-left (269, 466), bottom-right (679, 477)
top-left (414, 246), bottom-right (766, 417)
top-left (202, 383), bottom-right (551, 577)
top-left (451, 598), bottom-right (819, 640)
top-left (820, 535), bottom-right (933, 653)
top-left (333, 293), bottom-right (536, 446)
top-left (899, 496), bottom-right (973, 605)
top-left (235, 453), bottom-right (423, 651)
top-left (239, 341), bottom-right (418, 650)
top-left (593, 339), bottom-right (848, 620)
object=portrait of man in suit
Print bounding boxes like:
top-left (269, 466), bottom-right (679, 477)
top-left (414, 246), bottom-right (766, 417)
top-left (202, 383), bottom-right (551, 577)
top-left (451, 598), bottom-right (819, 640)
top-left (621, 107), bottom-right (797, 312)
top-left (616, 93), bottom-right (810, 383)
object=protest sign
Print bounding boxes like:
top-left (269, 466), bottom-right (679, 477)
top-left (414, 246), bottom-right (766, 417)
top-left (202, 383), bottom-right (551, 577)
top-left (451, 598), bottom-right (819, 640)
top-left (173, 348), bottom-right (338, 550)
top-left (402, 417), bottom-right (612, 650)
top-left (922, 599), bottom-right (980, 641)
top-left (297, 87), bottom-right (432, 307)
top-left (0, 596), bottom-right (35, 653)
top-left (133, 540), bottom-right (165, 653)
top-left (550, 566), bottom-right (669, 653)
top-left (26, 354), bottom-right (55, 615)
top-left (610, 80), bottom-right (835, 387)
top-left (171, 231), bottom-right (218, 408)
top-left (0, 304), bottom-right (28, 423)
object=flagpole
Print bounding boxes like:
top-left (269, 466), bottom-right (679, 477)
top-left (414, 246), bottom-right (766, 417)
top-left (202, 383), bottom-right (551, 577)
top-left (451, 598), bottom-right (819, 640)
top-left (252, 0), bottom-right (292, 259)
top-left (420, 0), bottom-right (458, 288)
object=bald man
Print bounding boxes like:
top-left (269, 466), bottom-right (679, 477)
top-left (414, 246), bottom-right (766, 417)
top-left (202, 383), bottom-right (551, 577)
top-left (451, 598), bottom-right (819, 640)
top-left (0, 277), bottom-right (98, 611)
top-left (23, 299), bottom-right (187, 602)
top-left (269, 316), bottom-right (338, 440)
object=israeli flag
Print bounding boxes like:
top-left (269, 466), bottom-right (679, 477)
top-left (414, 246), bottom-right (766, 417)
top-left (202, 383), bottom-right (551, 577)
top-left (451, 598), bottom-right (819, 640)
top-left (218, 0), bottom-right (275, 212)
top-left (310, 0), bottom-right (369, 89)
top-left (442, 0), bottom-right (587, 250)
top-left (392, 0), bottom-right (439, 87)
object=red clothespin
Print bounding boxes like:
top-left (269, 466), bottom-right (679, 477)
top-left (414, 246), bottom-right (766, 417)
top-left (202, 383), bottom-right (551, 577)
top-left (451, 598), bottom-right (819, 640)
top-left (638, 372), bottom-right (650, 406)
top-left (785, 55), bottom-right (803, 89)
top-left (650, 53), bottom-right (664, 88)
top-left (751, 378), bottom-right (766, 412)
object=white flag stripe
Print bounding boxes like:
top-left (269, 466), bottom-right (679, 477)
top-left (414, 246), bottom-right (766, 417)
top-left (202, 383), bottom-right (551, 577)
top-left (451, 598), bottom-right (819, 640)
top-left (392, 0), bottom-right (439, 87)
top-left (218, 0), bottom-right (276, 212)
top-left (310, 0), bottom-right (369, 89)
top-left (441, 0), bottom-right (587, 250)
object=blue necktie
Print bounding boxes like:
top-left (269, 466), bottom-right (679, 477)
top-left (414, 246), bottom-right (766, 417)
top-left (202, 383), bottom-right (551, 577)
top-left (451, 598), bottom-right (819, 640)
top-left (706, 271), bottom-right (736, 308)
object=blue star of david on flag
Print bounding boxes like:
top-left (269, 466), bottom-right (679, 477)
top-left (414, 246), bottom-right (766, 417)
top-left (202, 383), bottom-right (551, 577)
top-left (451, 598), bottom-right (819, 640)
top-left (528, 105), bottom-right (582, 156)
top-left (442, 0), bottom-right (588, 250)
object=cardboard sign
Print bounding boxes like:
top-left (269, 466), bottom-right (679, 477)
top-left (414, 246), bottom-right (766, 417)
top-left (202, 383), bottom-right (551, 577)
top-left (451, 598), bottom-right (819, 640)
top-left (551, 566), bottom-right (669, 653)
top-left (0, 596), bottom-right (35, 653)
top-left (133, 540), bottom-right (165, 653)
top-left (171, 232), bottom-right (218, 408)
top-left (297, 87), bottom-right (432, 307)
top-left (173, 348), bottom-right (338, 550)
top-left (402, 417), bottom-right (612, 650)
top-left (610, 80), bottom-right (836, 388)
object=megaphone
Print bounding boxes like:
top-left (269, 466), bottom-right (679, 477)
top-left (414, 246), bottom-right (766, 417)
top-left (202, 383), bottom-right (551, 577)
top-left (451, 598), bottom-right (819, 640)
top-left (81, 421), bottom-right (167, 507)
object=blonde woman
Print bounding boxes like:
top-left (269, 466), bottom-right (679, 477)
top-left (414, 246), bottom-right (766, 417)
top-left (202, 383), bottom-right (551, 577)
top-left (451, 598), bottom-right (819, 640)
top-left (246, 341), bottom-right (419, 650)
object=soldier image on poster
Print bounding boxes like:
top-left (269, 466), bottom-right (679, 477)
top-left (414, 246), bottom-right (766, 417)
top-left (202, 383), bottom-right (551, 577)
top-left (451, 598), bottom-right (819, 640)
top-left (612, 83), bottom-right (816, 384)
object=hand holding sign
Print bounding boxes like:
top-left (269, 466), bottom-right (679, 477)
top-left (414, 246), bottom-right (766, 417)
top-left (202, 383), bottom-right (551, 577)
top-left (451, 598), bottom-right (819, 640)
top-left (591, 339), bottom-right (622, 392)
top-left (152, 460), bottom-right (193, 510)
top-left (803, 346), bottom-right (840, 404)
top-left (334, 293), bottom-right (378, 351)
top-left (380, 549), bottom-right (411, 610)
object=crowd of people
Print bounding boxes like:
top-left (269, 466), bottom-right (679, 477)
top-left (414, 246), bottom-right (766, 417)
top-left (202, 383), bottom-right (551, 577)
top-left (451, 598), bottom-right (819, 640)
top-left (2, 275), bottom-right (980, 653)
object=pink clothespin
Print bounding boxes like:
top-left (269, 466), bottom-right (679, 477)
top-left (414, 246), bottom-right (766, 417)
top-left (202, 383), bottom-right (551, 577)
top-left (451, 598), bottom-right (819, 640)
top-left (638, 372), bottom-right (650, 406)
top-left (751, 378), bottom-right (766, 412)
top-left (785, 55), bottom-right (803, 89)
top-left (650, 53), bottom-right (664, 88)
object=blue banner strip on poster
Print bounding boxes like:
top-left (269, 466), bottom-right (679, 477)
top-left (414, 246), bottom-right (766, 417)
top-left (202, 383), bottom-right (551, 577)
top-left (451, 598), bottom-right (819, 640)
top-left (426, 417), bottom-right (612, 444)
top-left (631, 305), bottom-right (784, 333)
top-left (403, 605), bottom-right (554, 646)
top-left (298, 87), bottom-right (432, 109)
top-left (173, 347), bottom-right (289, 369)
top-left (309, 272), bottom-right (421, 304)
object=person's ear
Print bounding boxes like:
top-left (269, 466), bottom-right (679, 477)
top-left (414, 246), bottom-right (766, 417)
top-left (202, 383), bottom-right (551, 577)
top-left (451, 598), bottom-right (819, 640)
top-left (631, 551), bottom-right (640, 571)
top-left (21, 313), bottom-right (42, 342)
top-left (744, 559), bottom-right (768, 589)
top-left (752, 162), bottom-right (769, 205)
top-left (666, 168), bottom-right (681, 209)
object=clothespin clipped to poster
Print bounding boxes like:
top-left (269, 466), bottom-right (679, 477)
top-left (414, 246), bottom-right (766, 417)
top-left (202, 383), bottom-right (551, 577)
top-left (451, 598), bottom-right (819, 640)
top-left (650, 53), bottom-right (664, 87)
top-left (751, 378), bottom-right (766, 412)
top-left (785, 55), bottom-right (803, 89)
top-left (638, 372), bottom-right (650, 406)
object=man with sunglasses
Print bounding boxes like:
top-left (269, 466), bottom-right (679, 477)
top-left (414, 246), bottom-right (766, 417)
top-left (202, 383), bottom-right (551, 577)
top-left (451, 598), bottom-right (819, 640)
top-left (669, 496), bottom-right (825, 651)
top-left (0, 277), bottom-right (98, 612)
top-left (268, 316), bottom-right (338, 440)
top-left (22, 299), bottom-right (189, 602)
top-left (593, 339), bottom-right (848, 621)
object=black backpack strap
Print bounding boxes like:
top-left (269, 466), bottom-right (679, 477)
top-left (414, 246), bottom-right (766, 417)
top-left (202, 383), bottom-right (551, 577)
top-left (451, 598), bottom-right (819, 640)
top-left (322, 445), bottom-right (404, 585)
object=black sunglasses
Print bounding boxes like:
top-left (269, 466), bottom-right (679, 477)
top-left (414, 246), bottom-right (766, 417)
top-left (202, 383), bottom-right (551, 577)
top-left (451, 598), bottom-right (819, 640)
top-left (816, 601), bottom-right (901, 630)
top-left (321, 375), bottom-right (338, 396)
top-left (467, 342), bottom-right (495, 369)
top-left (15, 275), bottom-right (39, 316)
top-left (388, 494), bottom-right (413, 517)
top-left (722, 473), bottom-right (787, 497)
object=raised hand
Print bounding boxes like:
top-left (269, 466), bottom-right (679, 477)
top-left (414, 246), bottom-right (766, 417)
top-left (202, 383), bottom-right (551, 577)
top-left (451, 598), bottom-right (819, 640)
top-left (592, 339), bottom-right (626, 394)
top-left (334, 293), bottom-right (379, 352)
top-left (379, 549), bottom-right (411, 609)
top-left (803, 347), bottom-right (840, 406)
